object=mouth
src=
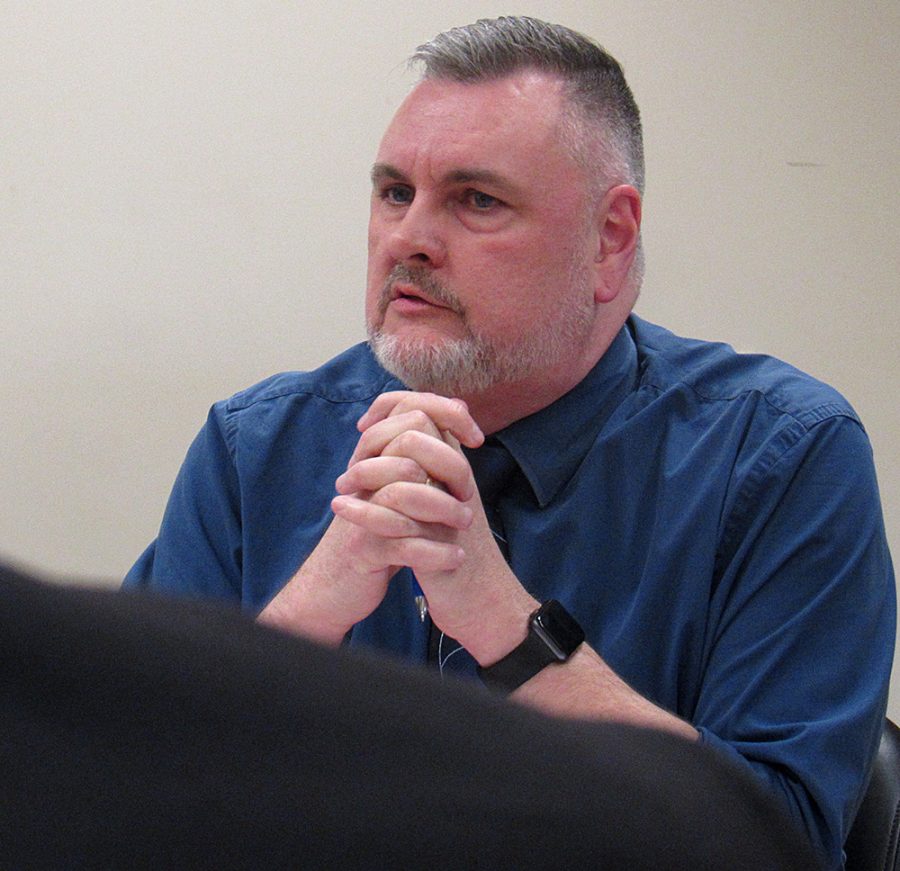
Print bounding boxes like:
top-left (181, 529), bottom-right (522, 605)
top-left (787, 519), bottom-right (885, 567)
top-left (377, 266), bottom-right (463, 321)
top-left (389, 282), bottom-right (443, 307)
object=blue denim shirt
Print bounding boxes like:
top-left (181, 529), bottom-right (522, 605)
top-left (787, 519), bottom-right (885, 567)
top-left (125, 316), bottom-right (895, 867)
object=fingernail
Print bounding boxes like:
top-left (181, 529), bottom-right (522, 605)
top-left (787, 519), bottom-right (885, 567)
top-left (331, 495), bottom-right (349, 512)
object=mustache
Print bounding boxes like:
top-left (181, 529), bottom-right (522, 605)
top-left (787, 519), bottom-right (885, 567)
top-left (379, 264), bottom-right (465, 316)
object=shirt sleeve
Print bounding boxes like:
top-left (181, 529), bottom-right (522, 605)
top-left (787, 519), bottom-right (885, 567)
top-left (694, 412), bottom-right (895, 868)
top-left (122, 402), bottom-right (243, 603)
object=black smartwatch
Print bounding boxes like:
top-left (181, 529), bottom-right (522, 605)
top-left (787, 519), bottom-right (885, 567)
top-left (478, 600), bottom-right (585, 693)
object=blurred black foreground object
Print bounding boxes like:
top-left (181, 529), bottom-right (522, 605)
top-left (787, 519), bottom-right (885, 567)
top-left (0, 561), bottom-right (823, 870)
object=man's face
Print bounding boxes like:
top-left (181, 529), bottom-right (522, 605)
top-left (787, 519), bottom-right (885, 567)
top-left (366, 72), bottom-right (600, 398)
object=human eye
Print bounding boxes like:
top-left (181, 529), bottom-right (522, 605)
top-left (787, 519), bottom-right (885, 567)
top-left (464, 189), bottom-right (502, 210)
top-left (380, 183), bottom-right (414, 206)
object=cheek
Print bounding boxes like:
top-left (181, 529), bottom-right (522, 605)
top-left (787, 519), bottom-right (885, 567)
top-left (365, 236), bottom-right (388, 326)
top-left (366, 212), bottom-right (393, 272)
top-left (465, 239), bottom-right (587, 329)
top-left (364, 265), bottom-right (384, 325)
top-left (367, 213), bottom-right (383, 258)
top-left (471, 234), bottom-right (572, 295)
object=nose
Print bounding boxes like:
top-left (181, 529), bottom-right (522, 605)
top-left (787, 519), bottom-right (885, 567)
top-left (383, 199), bottom-right (447, 267)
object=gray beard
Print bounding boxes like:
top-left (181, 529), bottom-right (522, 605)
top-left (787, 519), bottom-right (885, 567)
top-left (368, 329), bottom-right (502, 395)
top-left (367, 263), bottom-right (595, 397)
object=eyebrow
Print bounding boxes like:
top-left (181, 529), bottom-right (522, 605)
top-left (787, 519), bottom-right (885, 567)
top-left (370, 162), bottom-right (519, 196)
top-left (370, 162), bottom-right (406, 185)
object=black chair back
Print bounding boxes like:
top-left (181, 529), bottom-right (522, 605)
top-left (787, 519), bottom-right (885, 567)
top-left (845, 719), bottom-right (900, 871)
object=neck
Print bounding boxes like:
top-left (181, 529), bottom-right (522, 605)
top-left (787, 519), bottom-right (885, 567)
top-left (461, 317), bottom-right (627, 435)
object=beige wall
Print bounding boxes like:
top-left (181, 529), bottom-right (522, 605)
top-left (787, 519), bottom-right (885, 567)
top-left (3, 2), bottom-right (898, 710)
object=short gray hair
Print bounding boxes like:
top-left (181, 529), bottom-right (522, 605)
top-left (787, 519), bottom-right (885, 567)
top-left (410, 16), bottom-right (645, 198)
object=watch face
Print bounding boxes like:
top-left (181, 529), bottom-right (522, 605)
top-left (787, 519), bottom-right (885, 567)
top-left (533, 600), bottom-right (585, 660)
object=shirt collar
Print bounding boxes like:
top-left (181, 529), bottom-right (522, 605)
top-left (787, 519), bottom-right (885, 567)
top-left (493, 323), bottom-right (639, 507)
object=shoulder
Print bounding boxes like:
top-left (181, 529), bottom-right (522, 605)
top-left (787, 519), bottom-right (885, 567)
top-left (629, 316), bottom-right (861, 431)
top-left (223, 343), bottom-right (400, 413)
top-left (203, 343), bottom-right (403, 454)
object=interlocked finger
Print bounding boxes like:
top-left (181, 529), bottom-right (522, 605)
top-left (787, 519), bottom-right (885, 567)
top-left (335, 456), bottom-right (427, 496)
top-left (357, 391), bottom-right (484, 449)
top-left (348, 409), bottom-right (443, 468)
top-left (331, 490), bottom-right (469, 539)
top-left (380, 430), bottom-right (473, 501)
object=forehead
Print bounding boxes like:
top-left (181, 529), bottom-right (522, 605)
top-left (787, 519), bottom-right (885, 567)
top-left (375, 72), bottom-right (576, 182)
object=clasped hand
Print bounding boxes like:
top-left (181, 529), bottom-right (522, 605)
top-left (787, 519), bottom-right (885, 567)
top-left (262, 391), bottom-right (537, 659)
top-left (331, 392), bottom-right (532, 646)
top-left (332, 391), bottom-right (483, 578)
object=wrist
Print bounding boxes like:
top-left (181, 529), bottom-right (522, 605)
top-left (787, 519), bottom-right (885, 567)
top-left (456, 588), bottom-right (539, 667)
top-left (257, 578), bottom-right (351, 646)
top-left (477, 599), bottom-right (586, 694)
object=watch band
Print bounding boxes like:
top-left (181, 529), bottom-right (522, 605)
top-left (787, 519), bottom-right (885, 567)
top-left (478, 600), bottom-right (585, 694)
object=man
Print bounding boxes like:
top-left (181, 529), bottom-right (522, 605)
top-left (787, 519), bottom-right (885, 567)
top-left (125, 16), bottom-right (894, 867)
top-left (1, 559), bottom-right (821, 868)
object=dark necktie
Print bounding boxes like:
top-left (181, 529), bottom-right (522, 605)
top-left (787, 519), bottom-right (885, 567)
top-left (465, 437), bottom-right (519, 557)
top-left (427, 437), bottom-right (518, 675)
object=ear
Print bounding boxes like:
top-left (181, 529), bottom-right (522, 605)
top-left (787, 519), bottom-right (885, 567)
top-left (592, 184), bottom-right (641, 304)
